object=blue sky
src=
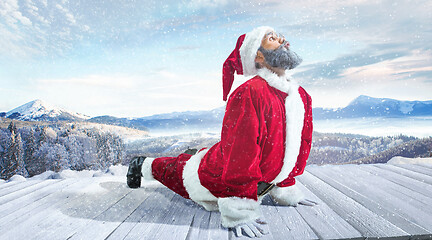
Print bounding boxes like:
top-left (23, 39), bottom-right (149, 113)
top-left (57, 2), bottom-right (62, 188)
top-left (1, 0), bottom-right (431, 117)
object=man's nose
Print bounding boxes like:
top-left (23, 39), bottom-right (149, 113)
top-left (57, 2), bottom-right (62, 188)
top-left (278, 36), bottom-right (285, 44)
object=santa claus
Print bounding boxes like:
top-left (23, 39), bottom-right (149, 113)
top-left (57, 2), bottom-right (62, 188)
top-left (127, 26), bottom-right (316, 238)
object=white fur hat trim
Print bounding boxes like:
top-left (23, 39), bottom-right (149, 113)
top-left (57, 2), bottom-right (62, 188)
top-left (239, 26), bottom-right (274, 76)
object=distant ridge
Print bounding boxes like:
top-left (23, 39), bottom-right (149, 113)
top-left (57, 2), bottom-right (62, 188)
top-left (3, 96), bottom-right (432, 131)
top-left (313, 95), bottom-right (432, 119)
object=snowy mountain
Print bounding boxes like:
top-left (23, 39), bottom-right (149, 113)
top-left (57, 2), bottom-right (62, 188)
top-left (88, 107), bottom-right (225, 133)
top-left (5, 96), bottom-right (431, 132)
top-left (92, 95), bottom-right (432, 133)
top-left (6, 99), bottom-right (90, 122)
top-left (313, 95), bottom-right (432, 119)
top-left (136, 107), bottom-right (224, 129)
top-left (127, 95), bottom-right (432, 132)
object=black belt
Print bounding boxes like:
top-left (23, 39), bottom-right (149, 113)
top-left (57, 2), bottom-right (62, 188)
top-left (257, 181), bottom-right (275, 197)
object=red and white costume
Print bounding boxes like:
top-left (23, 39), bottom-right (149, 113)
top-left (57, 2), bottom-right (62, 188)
top-left (142, 26), bottom-right (313, 228)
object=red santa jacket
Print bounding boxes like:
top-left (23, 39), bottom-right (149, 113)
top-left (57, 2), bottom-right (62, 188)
top-left (198, 69), bottom-right (313, 201)
top-left (146, 68), bottom-right (313, 204)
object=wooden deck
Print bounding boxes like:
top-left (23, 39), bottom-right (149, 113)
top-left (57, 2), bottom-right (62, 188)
top-left (1, 163), bottom-right (431, 240)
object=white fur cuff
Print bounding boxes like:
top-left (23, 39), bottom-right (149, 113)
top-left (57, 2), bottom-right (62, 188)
top-left (270, 185), bottom-right (305, 206)
top-left (141, 157), bottom-right (156, 181)
top-left (218, 197), bottom-right (261, 228)
top-left (182, 148), bottom-right (217, 204)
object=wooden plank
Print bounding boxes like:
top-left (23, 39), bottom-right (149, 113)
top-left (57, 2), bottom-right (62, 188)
top-left (294, 181), bottom-right (363, 240)
top-left (139, 194), bottom-right (199, 240)
top-left (415, 163), bottom-right (432, 169)
top-left (185, 208), bottom-right (213, 240)
top-left (0, 178), bottom-right (75, 218)
top-left (297, 170), bottom-right (409, 239)
top-left (107, 185), bottom-right (174, 239)
top-left (0, 180), bottom-right (21, 190)
top-left (389, 164), bottom-right (432, 177)
top-left (0, 180), bottom-right (59, 206)
top-left (260, 195), bottom-right (318, 240)
top-left (341, 165), bottom-right (432, 209)
top-left (0, 178), bottom-right (130, 240)
top-left (67, 185), bottom-right (151, 240)
top-left (308, 165), bottom-right (432, 236)
top-left (31, 181), bottom-right (132, 240)
top-left (374, 164), bottom-right (432, 185)
top-left (0, 179), bottom-right (45, 198)
top-left (116, 187), bottom-right (181, 239)
top-left (0, 178), bottom-right (94, 239)
top-left (185, 208), bottom-right (231, 240)
top-left (207, 211), bottom-right (230, 240)
top-left (0, 178), bottom-right (90, 229)
top-left (358, 164), bottom-right (432, 198)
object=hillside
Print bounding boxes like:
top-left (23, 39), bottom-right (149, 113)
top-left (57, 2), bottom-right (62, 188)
top-left (124, 131), bottom-right (428, 165)
top-left (348, 137), bottom-right (432, 164)
top-left (0, 119), bottom-right (148, 180)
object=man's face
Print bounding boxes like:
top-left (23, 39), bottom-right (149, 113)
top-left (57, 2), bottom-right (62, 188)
top-left (258, 31), bottom-right (302, 70)
top-left (261, 31), bottom-right (288, 51)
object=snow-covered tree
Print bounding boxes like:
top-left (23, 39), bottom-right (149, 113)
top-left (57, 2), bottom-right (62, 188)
top-left (1, 130), bottom-right (29, 179)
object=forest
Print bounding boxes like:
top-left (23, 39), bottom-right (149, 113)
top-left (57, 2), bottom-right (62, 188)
top-left (2, 119), bottom-right (431, 180)
top-left (0, 121), bottom-right (125, 180)
top-left (127, 132), bottom-right (432, 165)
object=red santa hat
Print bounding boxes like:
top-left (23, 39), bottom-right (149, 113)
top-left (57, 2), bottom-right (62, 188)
top-left (222, 26), bottom-right (274, 101)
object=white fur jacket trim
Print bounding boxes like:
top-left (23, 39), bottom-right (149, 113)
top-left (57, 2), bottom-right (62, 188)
top-left (269, 185), bottom-right (305, 206)
top-left (182, 148), bottom-right (219, 211)
top-left (218, 197), bottom-right (262, 228)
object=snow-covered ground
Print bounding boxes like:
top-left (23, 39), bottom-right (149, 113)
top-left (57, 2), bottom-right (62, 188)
top-left (387, 156), bottom-right (432, 165)
top-left (1, 156), bottom-right (431, 186)
top-left (0, 165), bottom-right (130, 185)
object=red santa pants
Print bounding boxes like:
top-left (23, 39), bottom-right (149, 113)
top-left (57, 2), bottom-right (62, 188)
top-left (151, 153), bottom-right (193, 199)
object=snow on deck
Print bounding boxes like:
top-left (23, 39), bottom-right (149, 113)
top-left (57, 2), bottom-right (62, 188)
top-left (1, 163), bottom-right (432, 240)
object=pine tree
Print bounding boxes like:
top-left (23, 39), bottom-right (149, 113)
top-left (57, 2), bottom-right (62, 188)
top-left (25, 128), bottom-right (38, 176)
top-left (8, 121), bottom-right (17, 134)
top-left (1, 130), bottom-right (29, 179)
top-left (14, 133), bottom-right (29, 177)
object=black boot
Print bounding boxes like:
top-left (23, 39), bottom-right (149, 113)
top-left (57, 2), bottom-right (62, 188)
top-left (127, 156), bottom-right (146, 188)
top-left (184, 147), bottom-right (198, 155)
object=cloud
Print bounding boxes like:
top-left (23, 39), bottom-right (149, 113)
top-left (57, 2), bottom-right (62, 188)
top-left (294, 43), bottom-right (410, 83)
top-left (36, 74), bottom-right (139, 88)
top-left (293, 46), bottom-right (432, 108)
top-left (0, 0), bottom-right (32, 27)
top-left (0, 0), bottom-right (86, 58)
top-left (339, 49), bottom-right (432, 84)
top-left (296, 41), bottom-right (432, 85)
top-left (26, 69), bottom-right (225, 117)
top-left (55, 3), bottom-right (76, 25)
top-left (1, 0), bottom-right (431, 115)
top-left (188, 0), bottom-right (229, 9)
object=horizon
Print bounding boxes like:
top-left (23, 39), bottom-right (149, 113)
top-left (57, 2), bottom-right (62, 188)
top-left (2, 94), bottom-right (431, 118)
top-left (1, 0), bottom-right (431, 117)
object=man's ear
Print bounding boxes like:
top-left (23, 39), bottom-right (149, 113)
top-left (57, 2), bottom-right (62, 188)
top-left (255, 50), bottom-right (265, 64)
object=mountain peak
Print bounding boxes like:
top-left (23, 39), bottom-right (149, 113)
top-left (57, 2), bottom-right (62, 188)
top-left (6, 99), bottom-right (90, 121)
top-left (348, 95), bottom-right (391, 107)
